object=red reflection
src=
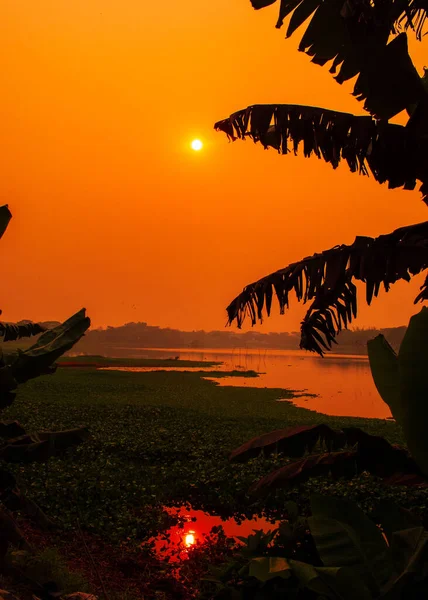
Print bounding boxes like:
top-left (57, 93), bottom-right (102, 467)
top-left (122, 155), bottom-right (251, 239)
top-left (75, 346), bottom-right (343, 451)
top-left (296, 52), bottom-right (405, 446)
top-left (151, 507), bottom-right (276, 562)
top-left (184, 531), bottom-right (196, 547)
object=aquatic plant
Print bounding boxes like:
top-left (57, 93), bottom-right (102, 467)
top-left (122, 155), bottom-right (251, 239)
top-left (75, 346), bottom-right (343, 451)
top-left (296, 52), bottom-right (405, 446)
top-left (215, 0), bottom-right (428, 354)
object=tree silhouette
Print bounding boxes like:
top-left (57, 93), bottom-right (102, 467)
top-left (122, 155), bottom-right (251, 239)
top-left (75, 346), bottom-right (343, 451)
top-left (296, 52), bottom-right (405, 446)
top-left (215, 0), bottom-right (428, 354)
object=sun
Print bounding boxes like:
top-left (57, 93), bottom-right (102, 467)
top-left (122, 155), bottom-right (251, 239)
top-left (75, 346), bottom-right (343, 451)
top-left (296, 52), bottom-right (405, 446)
top-left (184, 532), bottom-right (196, 547)
top-left (191, 139), bottom-right (203, 151)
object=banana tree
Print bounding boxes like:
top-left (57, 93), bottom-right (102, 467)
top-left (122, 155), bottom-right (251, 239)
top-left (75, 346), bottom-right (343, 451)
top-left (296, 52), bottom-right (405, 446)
top-left (0, 205), bottom-right (91, 552)
top-left (215, 0), bottom-right (428, 354)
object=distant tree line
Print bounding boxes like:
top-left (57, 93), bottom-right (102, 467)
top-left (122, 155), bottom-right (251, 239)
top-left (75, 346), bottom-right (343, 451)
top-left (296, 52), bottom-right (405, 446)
top-left (63, 321), bottom-right (407, 356)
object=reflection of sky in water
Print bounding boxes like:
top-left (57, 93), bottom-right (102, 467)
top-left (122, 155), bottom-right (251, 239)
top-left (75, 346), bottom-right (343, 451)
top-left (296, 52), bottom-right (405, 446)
top-left (103, 348), bottom-right (390, 420)
top-left (150, 506), bottom-right (276, 562)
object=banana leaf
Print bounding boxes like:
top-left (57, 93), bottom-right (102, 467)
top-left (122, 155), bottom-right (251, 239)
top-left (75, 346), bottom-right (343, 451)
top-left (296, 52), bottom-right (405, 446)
top-left (229, 424), bottom-right (345, 462)
top-left (383, 528), bottom-right (428, 597)
top-left (0, 421), bottom-right (26, 440)
top-left (10, 308), bottom-right (90, 384)
top-left (310, 494), bottom-right (392, 589)
top-left (382, 473), bottom-right (428, 487)
top-left (0, 321), bottom-right (46, 342)
top-left (224, 220), bottom-right (428, 354)
top-left (248, 429), bottom-right (423, 493)
top-left (215, 104), bottom-right (428, 202)
top-left (249, 450), bottom-right (360, 493)
top-left (367, 335), bottom-right (401, 422)
top-left (308, 516), bottom-right (382, 594)
top-left (249, 556), bottom-right (292, 582)
top-left (290, 560), bottom-right (373, 599)
top-left (372, 500), bottom-right (422, 545)
top-left (396, 307), bottom-right (428, 476)
top-left (0, 206), bottom-right (12, 240)
top-left (248, 1), bottom-right (428, 120)
top-left (0, 427), bottom-right (90, 463)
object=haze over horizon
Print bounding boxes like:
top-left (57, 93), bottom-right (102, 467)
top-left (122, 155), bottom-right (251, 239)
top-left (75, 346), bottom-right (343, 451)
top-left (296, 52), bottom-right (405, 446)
top-left (86, 319), bottom-right (406, 334)
top-left (3, 1), bottom-right (428, 333)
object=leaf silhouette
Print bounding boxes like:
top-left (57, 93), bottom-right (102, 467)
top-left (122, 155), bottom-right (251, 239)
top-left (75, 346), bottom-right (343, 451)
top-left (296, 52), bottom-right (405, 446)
top-left (0, 427), bottom-right (90, 463)
top-left (229, 424), bottom-right (346, 462)
top-left (249, 430), bottom-right (423, 493)
top-left (0, 321), bottom-right (47, 342)
top-left (0, 205), bottom-right (12, 240)
top-left (382, 473), bottom-right (428, 487)
top-left (214, 104), bottom-right (428, 201)
top-left (250, 0), bottom-right (428, 36)
top-left (249, 1), bottom-right (428, 119)
top-left (249, 451), bottom-right (360, 493)
top-left (10, 308), bottom-right (90, 383)
top-left (0, 421), bottom-right (26, 440)
top-left (224, 220), bottom-right (428, 354)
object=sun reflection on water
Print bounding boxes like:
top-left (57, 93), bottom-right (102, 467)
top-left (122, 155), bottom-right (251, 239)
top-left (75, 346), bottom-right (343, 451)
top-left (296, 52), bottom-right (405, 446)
top-left (184, 531), bottom-right (196, 547)
top-left (150, 506), bottom-right (276, 562)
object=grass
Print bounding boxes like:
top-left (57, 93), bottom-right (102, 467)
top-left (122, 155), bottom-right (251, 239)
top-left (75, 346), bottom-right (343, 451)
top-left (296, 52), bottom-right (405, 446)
top-left (1, 365), bottom-right (427, 548)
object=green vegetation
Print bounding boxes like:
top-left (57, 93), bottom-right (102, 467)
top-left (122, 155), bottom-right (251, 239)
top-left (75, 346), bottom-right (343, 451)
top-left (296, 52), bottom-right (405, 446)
top-left (3, 366), bottom-right (428, 548)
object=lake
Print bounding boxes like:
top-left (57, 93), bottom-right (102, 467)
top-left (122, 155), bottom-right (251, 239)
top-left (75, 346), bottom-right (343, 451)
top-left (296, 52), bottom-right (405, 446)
top-left (107, 347), bottom-right (390, 420)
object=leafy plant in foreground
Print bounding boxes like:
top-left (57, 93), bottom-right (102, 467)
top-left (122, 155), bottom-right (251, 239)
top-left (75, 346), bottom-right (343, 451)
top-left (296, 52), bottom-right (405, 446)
top-left (368, 305), bottom-right (428, 477)
top-left (203, 495), bottom-right (428, 599)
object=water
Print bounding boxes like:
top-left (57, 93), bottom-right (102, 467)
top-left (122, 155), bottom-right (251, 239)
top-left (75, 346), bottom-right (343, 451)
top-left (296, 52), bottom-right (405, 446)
top-left (103, 347), bottom-right (390, 420)
top-left (151, 506), bottom-right (277, 562)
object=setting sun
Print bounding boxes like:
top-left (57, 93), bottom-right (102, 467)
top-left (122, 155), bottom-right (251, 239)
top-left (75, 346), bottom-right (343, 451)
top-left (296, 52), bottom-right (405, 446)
top-left (184, 532), bottom-right (196, 547)
top-left (191, 139), bottom-right (203, 151)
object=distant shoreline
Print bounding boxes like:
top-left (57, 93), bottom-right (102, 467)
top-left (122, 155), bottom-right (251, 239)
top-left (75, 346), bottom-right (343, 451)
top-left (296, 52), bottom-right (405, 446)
top-left (66, 345), bottom-right (370, 360)
top-left (67, 321), bottom-right (404, 358)
top-left (4, 321), bottom-right (401, 358)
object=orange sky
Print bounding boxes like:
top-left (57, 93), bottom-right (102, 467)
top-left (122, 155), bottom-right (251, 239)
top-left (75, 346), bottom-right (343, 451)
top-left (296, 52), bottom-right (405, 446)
top-left (2, 1), bottom-right (428, 333)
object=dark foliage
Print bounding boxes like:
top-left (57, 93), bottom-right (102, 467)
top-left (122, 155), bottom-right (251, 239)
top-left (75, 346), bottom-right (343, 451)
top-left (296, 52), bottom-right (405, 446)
top-left (10, 309), bottom-right (90, 385)
top-left (0, 322), bottom-right (46, 343)
top-left (249, 0), bottom-right (428, 120)
top-left (0, 428), bottom-right (90, 463)
top-left (223, 220), bottom-right (428, 354)
top-left (214, 104), bottom-right (428, 202)
top-left (229, 424), bottom-right (428, 494)
top-left (229, 424), bottom-right (345, 462)
top-left (215, 0), bottom-right (428, 354)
